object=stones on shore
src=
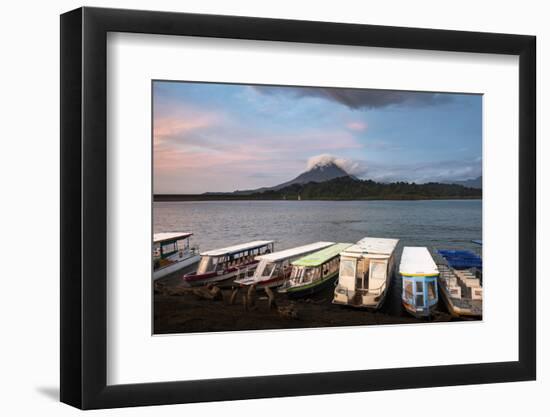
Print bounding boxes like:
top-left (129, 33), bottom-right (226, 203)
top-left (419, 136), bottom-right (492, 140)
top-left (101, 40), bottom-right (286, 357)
top-left (264, 287), bottom-right (277, 310)
top-left (156, 280), bottom-right (299, 318)
top-left (191, 284), bottom-right (223, 301)
top-left (229, 288), bottom-right (239, 305)
top-left (277, 303), bottom-right (298, 320)
top-left (245, 285), bottom-right (257, 311)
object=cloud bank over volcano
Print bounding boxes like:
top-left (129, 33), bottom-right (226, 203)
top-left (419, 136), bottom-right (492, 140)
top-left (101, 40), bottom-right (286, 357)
top-left (306, 154), bottom-right (368, 177)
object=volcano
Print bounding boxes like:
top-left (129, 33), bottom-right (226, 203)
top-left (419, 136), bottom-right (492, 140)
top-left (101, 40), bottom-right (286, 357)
top-left (232, 161), bottom-right (356, 195)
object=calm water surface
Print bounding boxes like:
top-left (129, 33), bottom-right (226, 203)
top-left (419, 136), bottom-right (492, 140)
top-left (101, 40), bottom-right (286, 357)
top-left (154, 199), bottom-right (481, 315)
top-left (154, 199), bottom-right (481, 252)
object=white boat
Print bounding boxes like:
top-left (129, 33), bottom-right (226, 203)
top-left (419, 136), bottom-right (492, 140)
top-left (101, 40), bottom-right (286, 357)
top-left (183, 241), bottom-right (274, 287)
top-left (234, 241), bottom-right (334, 290)
top-left (153, 232), bottom-right (200, 281)
top-left (333, 237), bottom-right (399, 309)
top-left (399, 247), bottom-right (439, 318)
top-left (434, 249), bottom-right (483, 318)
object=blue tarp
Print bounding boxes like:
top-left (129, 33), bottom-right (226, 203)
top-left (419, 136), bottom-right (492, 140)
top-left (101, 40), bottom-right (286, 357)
top-left (437, 249), bottom-right (482, 270)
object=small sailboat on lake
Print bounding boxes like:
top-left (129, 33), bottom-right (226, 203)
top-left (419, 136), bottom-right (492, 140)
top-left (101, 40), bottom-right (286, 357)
top-left (278, 243), bottom-right (353, 298)
top-left (399, 247), bottom-right (439, 318)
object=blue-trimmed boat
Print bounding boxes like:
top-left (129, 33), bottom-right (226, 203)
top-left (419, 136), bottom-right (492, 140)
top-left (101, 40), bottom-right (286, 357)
top-left (399, 247), bottom-right (439, 318)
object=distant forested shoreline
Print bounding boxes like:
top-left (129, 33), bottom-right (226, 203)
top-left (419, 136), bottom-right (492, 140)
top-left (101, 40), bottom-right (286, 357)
top-left (154, 177), bottom-right (482, 202)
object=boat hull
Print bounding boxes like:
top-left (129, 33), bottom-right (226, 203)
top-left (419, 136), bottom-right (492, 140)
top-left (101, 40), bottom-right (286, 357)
top-left (332, 292), bottom-right (386, 310)
top-left (402, 301), bottom-right (437, 318)
top-left (332, 279), bottom-right (389, 309)
top-left (235, 276), bottom-right (286, 290)
top-left (280, 272), bottom-right (338, 298)
top-left (438, 283), bottom-right (482, 318)
top-left (183, 261), bottom-right (259, 287)
top-left (153, 254), bottom-right (200, 281)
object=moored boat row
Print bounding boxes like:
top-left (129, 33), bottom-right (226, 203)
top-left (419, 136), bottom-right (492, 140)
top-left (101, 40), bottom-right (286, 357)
top-left (153, 232), bottom-right (482, 318)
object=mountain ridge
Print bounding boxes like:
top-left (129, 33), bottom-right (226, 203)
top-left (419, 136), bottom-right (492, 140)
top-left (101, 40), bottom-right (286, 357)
top-left (231, 161), bottom-right (354, 195)
top-left (445, 176), bottom-right (482, 189)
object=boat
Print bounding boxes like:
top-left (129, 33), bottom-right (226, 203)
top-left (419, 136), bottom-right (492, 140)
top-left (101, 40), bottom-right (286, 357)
top-left (434, 249), bottom-right (483, 318)
top-left (278, 243), bottom-right (353, 298)
top-left (234, 241), bottom-right (334, 290)
top-left (153, 232), bottom-right (200, 281)
top-left (437, 249), bottom-right (482, 271)
top-left (399, 247), bottom-right (439, 318)
top-left (182, 240), bottom-right (274, 287)
top-left (333, 237), bottom-right (399, 309)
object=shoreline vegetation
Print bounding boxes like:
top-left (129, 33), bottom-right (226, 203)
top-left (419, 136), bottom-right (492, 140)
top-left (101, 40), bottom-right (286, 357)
top-left (154, 176), bottom-right (482, 202)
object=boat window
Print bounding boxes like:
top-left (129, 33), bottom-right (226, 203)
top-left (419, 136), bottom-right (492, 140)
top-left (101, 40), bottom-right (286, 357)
top-left (272, 264), bottom-right (281, 277)
top-left (428, 281), bottom-right (436, 300)
top-left (340, 258), bottom-right (356, 278)
top-left (162, 242), bottom-right (176, 255)
top-left (416, 281), bottom-right (424, 293)
top-left (197, 256), bottom-right (217, 274)
top-left (404, 280), bottom-right (413, 299)
top-left (370, 261), bottom-right (386, 280)
top-left (153, 243), bottom-right (161, 259)
top-left (415, 294), bottom-right (424, 307)
top-left (313, 267), bottom-right (321, 281)
top-left (261, 262), bottom-right (275, 277)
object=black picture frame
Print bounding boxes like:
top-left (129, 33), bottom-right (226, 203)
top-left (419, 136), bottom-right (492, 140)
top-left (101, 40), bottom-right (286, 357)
top-left (60, 6), bottom-right (536, 410)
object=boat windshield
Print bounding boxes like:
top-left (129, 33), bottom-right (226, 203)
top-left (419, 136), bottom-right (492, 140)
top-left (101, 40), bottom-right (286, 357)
top-left (290, 267), bottom-right (303, 280)
top-left (291, 267), bottom-right (320, 284)
top-left (256, 260), bottom-right (275, 278)
top-left (197, 256), bottom-right (218, 274)
top-left (340, 258), bottom-right (357, 279)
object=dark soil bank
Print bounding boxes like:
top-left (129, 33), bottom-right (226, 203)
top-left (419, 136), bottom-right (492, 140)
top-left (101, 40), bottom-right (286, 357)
top-left (153, 274), bottom-right (472, 334)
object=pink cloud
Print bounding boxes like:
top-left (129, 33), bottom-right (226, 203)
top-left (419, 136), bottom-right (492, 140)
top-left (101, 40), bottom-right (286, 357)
top-left (346, 121), bottom-right (368, 132)
top-left (153, 114), bottom-right (220, 144)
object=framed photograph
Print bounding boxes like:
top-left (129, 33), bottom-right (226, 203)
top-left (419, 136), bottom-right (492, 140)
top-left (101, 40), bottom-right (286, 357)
top-left (60, 6), bottom-right (536, 409)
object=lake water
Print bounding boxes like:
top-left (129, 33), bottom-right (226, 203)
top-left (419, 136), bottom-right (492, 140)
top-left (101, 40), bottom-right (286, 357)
top-left (154, 199), bottom-right (481, 316)
top-left (154, 199), bottom-right (481, 253)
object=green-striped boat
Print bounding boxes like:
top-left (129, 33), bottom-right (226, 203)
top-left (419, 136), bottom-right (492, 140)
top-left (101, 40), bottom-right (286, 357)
top-left (278, 243), bottom-right (353, 298)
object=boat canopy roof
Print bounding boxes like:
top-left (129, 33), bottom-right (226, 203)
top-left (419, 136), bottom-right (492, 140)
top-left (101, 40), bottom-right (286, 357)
top-left (257, 242), bottom-right (333, 262)
top-left (292, 243), bottom-right (353, 267)
top-left (341, 237), bottom-right (399, 258)
top-left (399, 247), bottom-right (439, 276)
top-left (153, 232), bottom-right (193, 244)
top-left (201, 240), bottom-right (274, 257)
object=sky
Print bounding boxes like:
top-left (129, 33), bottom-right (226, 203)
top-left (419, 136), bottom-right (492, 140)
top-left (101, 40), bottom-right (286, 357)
top-left (153, 81), bottom-right (482, 194)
